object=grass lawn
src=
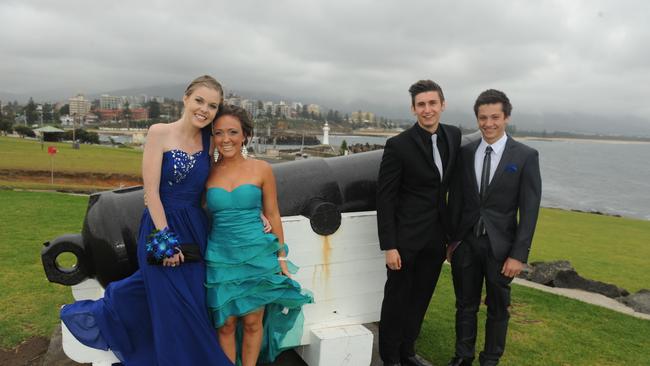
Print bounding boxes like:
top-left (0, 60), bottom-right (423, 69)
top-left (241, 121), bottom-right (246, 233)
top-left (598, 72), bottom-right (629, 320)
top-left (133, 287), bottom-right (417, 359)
top-left (0, 190), bottom-right (86, 349)
top-left (530, 208), bottom-right (650, 292)
top-left (0, 135), bottom-right (142, 175)
top-left (418, 266), bottom-right (650, 366)
top-left (2, 190), bottom-right (649, 365)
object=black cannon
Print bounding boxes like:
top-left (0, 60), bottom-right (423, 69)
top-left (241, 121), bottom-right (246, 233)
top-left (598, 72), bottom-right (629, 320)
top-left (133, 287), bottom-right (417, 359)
top-left (42, 150), bottom-right (384, 288)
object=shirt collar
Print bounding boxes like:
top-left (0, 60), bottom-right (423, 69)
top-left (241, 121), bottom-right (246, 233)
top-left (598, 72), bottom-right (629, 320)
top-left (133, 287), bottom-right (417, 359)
top-left (478, 133), bottom-right (508, 156)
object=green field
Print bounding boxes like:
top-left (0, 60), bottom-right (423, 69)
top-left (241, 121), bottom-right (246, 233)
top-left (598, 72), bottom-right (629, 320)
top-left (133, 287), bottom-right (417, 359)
top-left (0, 135), bottom-right (142, 175)
top-left (2, 189), bottom-right (649, 365)
top-left (419, 266), bottom-right (650, 366)
top-left (0, 190), bottom-right (85, 348)
top-left (530, 208), bottom-right (650, 292)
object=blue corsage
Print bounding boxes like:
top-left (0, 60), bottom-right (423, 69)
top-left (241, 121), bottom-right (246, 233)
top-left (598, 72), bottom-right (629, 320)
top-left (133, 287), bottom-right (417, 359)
top-left (506, 163), bottom-right (518, 173)
top-left (145, 227), bottom-right (180, 264)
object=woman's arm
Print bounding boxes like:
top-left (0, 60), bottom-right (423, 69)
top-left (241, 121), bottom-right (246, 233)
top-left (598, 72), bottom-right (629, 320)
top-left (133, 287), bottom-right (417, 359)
top-left (260, 161), bottom-right (290, 275)
top-left (142, 124), bottom-right (168, 230)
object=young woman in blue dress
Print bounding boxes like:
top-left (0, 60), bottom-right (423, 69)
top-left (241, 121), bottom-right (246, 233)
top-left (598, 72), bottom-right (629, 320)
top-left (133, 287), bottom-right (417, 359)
top-left (204, 105), bottom-right (313, 366)
top-left (61, 75), bottom-right (233, 365)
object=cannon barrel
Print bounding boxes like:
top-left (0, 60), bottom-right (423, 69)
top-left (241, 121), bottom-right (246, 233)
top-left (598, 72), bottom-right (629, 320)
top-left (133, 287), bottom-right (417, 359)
top-left (41, 132), bottom-right (481, 288)
top-left (42, 150), bottom-right (383, 287)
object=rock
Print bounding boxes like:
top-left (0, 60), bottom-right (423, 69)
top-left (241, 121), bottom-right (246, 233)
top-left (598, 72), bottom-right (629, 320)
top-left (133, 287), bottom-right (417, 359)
top-left (527, 260), bottom-right (575, 285)
top-left (42, 325), bottom-right (89, 366)
top-left (516, 264), bottom-right (532, 280)
top-left (552, 270), bottom-right (629, 299)
top-left (618, 289), bottom-right (650, 315)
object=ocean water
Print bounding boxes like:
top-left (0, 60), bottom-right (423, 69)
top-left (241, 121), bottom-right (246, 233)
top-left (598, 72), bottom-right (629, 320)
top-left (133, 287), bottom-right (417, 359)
top-left (524, 139), bottom-right (650, 220)
top-left (327, 135), bottom-right (650, 220)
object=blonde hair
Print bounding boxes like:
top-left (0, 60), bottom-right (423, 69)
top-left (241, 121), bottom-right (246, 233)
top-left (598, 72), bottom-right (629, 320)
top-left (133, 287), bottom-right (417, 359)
top-left (184, 75), bottom-right (224, 101)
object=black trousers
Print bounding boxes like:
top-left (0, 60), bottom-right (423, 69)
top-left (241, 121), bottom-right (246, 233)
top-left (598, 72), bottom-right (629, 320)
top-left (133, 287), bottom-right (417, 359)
top-left (378, 243), bottom-right (445, 363)
top-left (451, 233), bottom-right (513, 365)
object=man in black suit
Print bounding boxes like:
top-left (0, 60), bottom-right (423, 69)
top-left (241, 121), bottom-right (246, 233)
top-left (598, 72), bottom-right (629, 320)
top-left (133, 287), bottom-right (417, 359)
top-left (377, 80), bottom-right (462, 366)
top-left (447, 89), bottom-right (542, 366)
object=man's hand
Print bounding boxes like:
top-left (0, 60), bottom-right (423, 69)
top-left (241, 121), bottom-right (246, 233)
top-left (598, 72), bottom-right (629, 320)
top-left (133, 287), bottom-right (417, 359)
top-left (385, 249), bottom-right (402, 270)
top-left (501, 257), bottom-right (524, 278)
top-left (446, 241), bottom-right (461, 263)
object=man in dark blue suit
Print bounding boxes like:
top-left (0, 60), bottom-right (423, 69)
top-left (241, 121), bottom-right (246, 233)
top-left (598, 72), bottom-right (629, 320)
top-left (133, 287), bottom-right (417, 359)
top-left (447, 89), bottom-right (542, 366)
top-left (377, 80), bottom-right (462, 366)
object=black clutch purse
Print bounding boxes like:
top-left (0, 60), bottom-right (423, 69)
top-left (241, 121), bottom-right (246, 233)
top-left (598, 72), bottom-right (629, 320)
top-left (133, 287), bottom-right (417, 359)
top-left (146, 243), bottom-right (203, 265)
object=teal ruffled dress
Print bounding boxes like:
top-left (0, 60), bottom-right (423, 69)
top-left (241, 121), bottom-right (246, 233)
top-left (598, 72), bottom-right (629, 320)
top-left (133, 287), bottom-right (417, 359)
top-left (205, 184), bottom-right (313, 364)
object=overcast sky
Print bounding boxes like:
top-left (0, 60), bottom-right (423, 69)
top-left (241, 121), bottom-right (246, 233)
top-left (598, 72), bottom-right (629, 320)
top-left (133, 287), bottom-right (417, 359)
top-left (1, 0), bottom-right (650, 133)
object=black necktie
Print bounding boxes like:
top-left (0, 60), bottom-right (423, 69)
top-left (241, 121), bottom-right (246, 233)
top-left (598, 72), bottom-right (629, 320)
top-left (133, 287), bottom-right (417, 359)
top-left (480, 145), bottom-right (493, 199)
top-left (475, 145), bottom-right (493, 236)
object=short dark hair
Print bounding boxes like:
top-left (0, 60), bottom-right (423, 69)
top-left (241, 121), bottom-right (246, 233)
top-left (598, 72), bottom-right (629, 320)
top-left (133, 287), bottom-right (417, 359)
top-left (408, 80), bottom-right (445, 106)
top-left (214, 104), bottom-right (254, 145)
top-left (473, 89), bottom-right (512, 117)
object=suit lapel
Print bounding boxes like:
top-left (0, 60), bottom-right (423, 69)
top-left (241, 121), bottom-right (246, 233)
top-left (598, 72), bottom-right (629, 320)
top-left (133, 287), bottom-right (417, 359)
top-left (439, 124), bottom-right (454, 184)
top-left (408, 123), bottom-right (436, 170)
top-left (467, 139), bottom-right (481, 199)
top-left (485, 137), bottom-right (516, 199)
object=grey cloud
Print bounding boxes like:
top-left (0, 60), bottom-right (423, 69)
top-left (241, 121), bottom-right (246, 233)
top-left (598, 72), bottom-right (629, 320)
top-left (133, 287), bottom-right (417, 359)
top-left (1, 0), bottom-right (649, 134)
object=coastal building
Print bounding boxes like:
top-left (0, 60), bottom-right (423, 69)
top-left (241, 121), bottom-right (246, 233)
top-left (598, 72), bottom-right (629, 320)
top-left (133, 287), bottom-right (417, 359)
top-left (226, 95), bottom-right (242, 107)
top-left (264, 101), bottom-right (274, 115)
top-left (307, 104), bottom-right (321, 116)
top-left (100, 95), bottom-right (121, 110)
top-left (69, 94), bottom-right (91, 117)
top-left (60, 115), bottom-right (74, 126)
top-left (97, 109), bottom-right (120, 122)
top-left (275, 101), bottom-right (290, 118)
top-left (241, 99), bottom-right (258, 117)
top-left (130, 108), bottom-right (149, 121)
top-left (351, 111), bottom-right (375, 123)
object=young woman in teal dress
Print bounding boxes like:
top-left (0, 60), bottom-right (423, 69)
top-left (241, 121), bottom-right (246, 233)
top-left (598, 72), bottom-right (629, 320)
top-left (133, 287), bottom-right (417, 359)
top-left (60, 75), bottom-right (233, 365)
top-left (204, 105), bottom-right (313, 366)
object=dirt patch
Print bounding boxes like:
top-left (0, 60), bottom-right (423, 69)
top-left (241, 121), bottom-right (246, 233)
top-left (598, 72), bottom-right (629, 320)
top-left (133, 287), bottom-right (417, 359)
top-left (0, 169), bottom-right (142, 191)
top-left (0, 337), bottom-right (49, 366)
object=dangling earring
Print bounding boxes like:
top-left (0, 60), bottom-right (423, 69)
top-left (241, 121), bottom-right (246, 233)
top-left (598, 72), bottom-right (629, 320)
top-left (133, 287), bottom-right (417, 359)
top-left (241, 144), bottom-right (248, 159)
top-left (213, 148), bottom-right (219, 163)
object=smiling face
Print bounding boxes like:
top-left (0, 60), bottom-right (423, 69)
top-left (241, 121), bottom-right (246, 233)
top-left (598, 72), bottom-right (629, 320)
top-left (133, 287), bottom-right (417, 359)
top-left (182, 86), bottom-right (221, 128)
top-left (477, 102), bottom-right (510, 144)
top-left (411, 90), bottom-right (445, 133)
top-left (213, 114), bottom-right (246, 160)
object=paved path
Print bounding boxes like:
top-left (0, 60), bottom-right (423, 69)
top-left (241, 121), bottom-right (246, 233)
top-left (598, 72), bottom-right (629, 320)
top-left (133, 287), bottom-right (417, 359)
top-left (513, 277), bottom-right (650, 320)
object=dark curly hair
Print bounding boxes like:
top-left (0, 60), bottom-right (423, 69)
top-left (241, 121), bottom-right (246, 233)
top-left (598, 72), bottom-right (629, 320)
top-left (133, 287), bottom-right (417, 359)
top-left (213, 104), bottom-right (254, 145)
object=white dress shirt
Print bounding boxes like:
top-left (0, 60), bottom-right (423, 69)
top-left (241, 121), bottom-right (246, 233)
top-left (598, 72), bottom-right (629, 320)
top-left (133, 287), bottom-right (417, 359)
top-left (474, 134), bottom-right (508, 190)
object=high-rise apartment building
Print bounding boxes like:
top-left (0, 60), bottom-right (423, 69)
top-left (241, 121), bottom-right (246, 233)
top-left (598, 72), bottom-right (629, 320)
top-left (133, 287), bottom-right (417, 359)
top-left (69, 94), bottom-right (91, 117)
top-left (100, 94), bottom-right (121, 110)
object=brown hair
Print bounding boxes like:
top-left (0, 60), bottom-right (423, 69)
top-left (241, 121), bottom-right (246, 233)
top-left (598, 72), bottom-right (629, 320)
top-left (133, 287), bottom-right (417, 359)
top-left (215, 104), bottom-right (254, 145)
top-left (408, 79), bottom-right (445, 106)
top-left (184, 75), bottom-right (224, 102)
top-left (473, 89), bottom-right (512, 117)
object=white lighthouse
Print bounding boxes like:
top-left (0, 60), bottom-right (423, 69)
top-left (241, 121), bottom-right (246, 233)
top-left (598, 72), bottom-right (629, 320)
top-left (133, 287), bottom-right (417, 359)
top-left (322, 121), bottom-right (330, 145)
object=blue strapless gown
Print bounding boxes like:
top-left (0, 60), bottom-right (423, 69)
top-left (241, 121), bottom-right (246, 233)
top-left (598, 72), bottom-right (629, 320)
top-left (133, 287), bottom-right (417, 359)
top-left (61, 129), bottom-right (232, 366)
top-left (205, 184), bottom-right (313, 364)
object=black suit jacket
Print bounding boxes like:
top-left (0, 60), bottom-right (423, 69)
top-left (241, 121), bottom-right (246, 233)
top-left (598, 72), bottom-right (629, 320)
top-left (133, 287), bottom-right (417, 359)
top-left (377, 122), bottom-right (462, 255)
top-left (450, 136), bottom-right (542, 262)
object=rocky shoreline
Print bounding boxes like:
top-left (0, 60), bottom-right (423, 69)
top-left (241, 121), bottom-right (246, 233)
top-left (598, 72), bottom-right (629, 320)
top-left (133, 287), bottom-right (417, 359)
top-left (519, 260), bottom-right (650, 315)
